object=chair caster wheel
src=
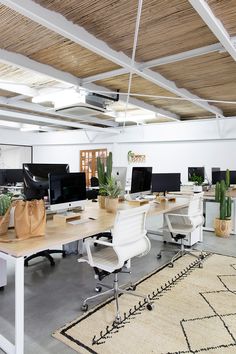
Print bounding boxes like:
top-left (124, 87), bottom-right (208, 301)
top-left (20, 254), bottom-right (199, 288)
top-left (200, 254), bottom-right (204, 260)
top-left (0, 286), bottom-right (4, 291)
top-left (129, 285), bottom-right (136, 291)
top-left (199, 262), bottom-right (203, 269)
top-left (168, 262), bottom-right (174, 268)
top-left (81, 304), bottom-right (88, 312)
top-left (62, 253), bottom-right (66, 258)
top-left (157, 253), bottom-right (162, 259)
top-left (95, 286), bottom-right (102, 293)
top-left (147, 303), bottom-right (154, 311)
top-left (24, 262), bottom-right (29, 267)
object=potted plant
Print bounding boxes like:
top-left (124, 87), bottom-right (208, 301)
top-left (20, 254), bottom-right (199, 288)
top-left (214, 180), bottom-right (232, 237)
top-left (189, 173), bottom-right (204, 192)
top-left (101, 176), bottom-right (122, 213)
top-left (0, 194), bottom-right (12, 236)
top-left (97, 152), bottom-right (112, 209)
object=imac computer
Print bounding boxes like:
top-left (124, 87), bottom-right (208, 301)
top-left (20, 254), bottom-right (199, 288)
top-left (152, 173), bottom-right (181, 195)
top-left (23, 163), bottom-right (69, 200)
top-left (49, 172), bottom-right (86, 212)
top-left (188, 167), bottom-right (205, 181)
top-left (112, 167), bottom-right (127, 195)
top-left (212, 170), bottom-right (236, 185)
top-left (130, 167), bottom-right (152, 197)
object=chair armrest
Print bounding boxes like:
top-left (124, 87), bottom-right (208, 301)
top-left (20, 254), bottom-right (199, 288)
top-left (165, 212), bottom-right (189, 217)
top-left (83, 237), bottom-right (114, 266)
top-left (86, 238), bottom-right (113, 247)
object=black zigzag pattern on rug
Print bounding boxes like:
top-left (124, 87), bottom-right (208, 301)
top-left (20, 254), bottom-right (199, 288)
top-left (166, 263), bottom-right (236, 354)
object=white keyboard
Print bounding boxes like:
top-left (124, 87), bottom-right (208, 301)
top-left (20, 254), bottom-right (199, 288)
top-left (68, 219), bottom-right (90, 225)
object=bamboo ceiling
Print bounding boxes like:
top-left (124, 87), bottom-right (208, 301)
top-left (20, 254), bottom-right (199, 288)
top-left (0, 0), bottom-right (235, 128)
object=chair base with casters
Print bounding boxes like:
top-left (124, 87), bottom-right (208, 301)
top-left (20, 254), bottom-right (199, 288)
top-left (81, 268), bottom-right (153, 325)
top-left (157, 233), bottom-right (204, 268)
top-left (24, 249), bottom-right (66, 267)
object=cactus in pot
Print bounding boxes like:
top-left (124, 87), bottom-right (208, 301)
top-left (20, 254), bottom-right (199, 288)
top-left (214, 179), bottom-right (232, 237)
top-left (225, 169), bottom-right (230, 189)
top-left (97, 152), bottom-right (113, 208)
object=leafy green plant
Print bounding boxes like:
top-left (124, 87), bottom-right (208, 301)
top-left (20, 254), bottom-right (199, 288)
top-left (189, 173), bottom-right (204, 186)
top-left (0, 194), bottom-right (11, 216)
top-left (100, 176), bottom-right (121, 199)
top-left (215, 179), bottom-right (231, 220)
top-left (97, 152), bottom-right (113, 196)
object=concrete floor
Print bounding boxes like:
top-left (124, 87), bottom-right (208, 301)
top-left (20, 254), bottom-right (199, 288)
top-left (0, 231), bottom-right (236, 354)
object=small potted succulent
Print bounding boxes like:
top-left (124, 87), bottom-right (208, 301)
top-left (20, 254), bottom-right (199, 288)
top-left (101, 176), bottom-right (122, 213)
top-left (189, 173), bottom-right (204, 192)
top-left (97, 152), bottom-right (112, 208)
top-left (0, 194), bottom-right (12, 236)
top-left (214, 180), bottom-right (232, 237)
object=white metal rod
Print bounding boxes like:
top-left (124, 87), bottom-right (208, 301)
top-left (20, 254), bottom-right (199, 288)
top-left (15, 257), bottom-right (24, 354)
top-left (0, 334), bottom-right (15, 354)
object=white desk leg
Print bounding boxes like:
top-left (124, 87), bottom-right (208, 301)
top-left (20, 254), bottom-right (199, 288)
top-left (15, 257), bottom-right (24, 354)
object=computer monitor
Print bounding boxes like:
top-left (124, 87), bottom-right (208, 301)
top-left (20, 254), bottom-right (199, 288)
top-left (152, 173), bottom-right (181, 194)
top-left (230, 171), bottom-right (236, 185)
top-left (188, 167), bottom-right (205, 181)
top-left (49, 172), bottom-right (86, 211)
top-left (0, 169), bottom-right (6, 185)
top-left (23, 163), bottom-right (69, 200)
top-left (130, 167), bottom-right (152, 194)
top-left (112, 167), bottom-right (127, 195)
top-left (5, 169), bottom-right (23, 185)
top-left (212, 170), bottom-right (236, 185)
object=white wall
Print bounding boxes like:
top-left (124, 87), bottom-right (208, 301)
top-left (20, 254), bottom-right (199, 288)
top-left (33, 144), bottom-right (113, 172)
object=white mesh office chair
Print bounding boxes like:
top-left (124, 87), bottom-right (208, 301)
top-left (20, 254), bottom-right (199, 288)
top-left (157, 193), bottom-right (204, 268)
top-left (78, 204), bottom-right (153, 324)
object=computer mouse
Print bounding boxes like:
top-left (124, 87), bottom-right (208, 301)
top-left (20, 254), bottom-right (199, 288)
top-left (92, 199), bottom-right (98, 202)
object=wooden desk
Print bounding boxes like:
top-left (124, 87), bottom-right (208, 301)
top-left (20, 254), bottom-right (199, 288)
top-left (0, 198), bottom-right (189, 354)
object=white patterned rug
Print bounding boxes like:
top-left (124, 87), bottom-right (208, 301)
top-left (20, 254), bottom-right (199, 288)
top-left (53, 253), bottom-right (236, 354)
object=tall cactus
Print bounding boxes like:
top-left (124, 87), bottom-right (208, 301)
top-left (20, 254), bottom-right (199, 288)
top-left (96, 152), bottom-right (113, 195)
top-left (216, 179), bottom-right (231, 220)
top-left (0, 194), bottom-right (11, 216)
top-left (225, 169), bottom-right (230, 189)
top-left (215, 181), bottom-right (220, 202)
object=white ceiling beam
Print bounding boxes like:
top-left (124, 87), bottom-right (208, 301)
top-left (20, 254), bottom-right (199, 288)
top-left (189, 0), bottom-right (236, 62)
top-left (0, 108), bottom-right (120, 134)
top-left (83, 41), bottom-right (227, 83)
top-left (0, 48), bottom-right (80, 87)
top-left (0, 81), bottom-right (37, 96)
top-left (0, 97), bottom-right (119, 127)
top-left (1, 0), bottom-right (223, 117)
top-left (0, 49), bottom-right (179, 121)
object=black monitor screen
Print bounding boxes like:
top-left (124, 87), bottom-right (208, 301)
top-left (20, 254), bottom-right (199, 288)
top-left (152, 173), bottom-right (181, 193)
top-left (5, 169), bottom-right (23, 184)
top-left (49, 172), bottom-right (86, 205)
top-left (130, 167), bottom-right (152, 194)
top-left (212, 170), bottom-right (236, 185)
top-left (23, 163), bottom-right (69, 200)
top-left (188, 167), bottom-right (205, 181)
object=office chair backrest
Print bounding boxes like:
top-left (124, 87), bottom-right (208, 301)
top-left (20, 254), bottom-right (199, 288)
top-left (112, 204), bottom-right (150, 247)
top-left (188, 192), bottom-right (203, 216)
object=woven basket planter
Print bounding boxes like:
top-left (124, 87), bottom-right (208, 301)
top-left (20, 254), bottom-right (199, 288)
top-left (214, 218), bottom-right (232, 237)
top-left (98, 195), bottom-right (106, 209)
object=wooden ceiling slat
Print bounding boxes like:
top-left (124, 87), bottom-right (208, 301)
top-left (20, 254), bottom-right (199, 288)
top-left (96, 74), bottom-right (210, 118)
top-left (153, 52), bottom-right (236, 116)
top-left (33, 0), bottom-right (217, 62)
top-left (208, 0), bottom-right (236, 36)
top-left (0, 4), bottom-right (120, 78)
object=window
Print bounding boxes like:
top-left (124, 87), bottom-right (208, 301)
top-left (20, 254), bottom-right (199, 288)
top-left (80, 149), bottom-right (107, 186)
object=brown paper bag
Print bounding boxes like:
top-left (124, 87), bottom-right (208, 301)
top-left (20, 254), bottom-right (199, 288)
top-left (14, 199), bottom-right (46, 240)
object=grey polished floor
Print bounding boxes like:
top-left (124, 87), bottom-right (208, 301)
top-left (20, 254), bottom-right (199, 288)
top-left (0, 231), bottom-right (236, 354)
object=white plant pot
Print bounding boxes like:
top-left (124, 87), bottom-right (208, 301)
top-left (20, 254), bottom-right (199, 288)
top-left (193, 185), bottom-right (203, 192)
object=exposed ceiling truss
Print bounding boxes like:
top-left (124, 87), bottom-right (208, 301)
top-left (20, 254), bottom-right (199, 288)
top-left (0, 48), bottom-right (179, 121)
top-left (189, 0), bottom-right (236, 62)
top-left (83, 41), bottom-right (232, 84)
top-left (0, 107), bottom-right (120, 133)
top-left (0, 0), bottom-right (223, 118)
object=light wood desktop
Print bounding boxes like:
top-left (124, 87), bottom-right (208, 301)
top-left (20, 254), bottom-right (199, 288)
top-left (0, 198), bottom-right (189, 354)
